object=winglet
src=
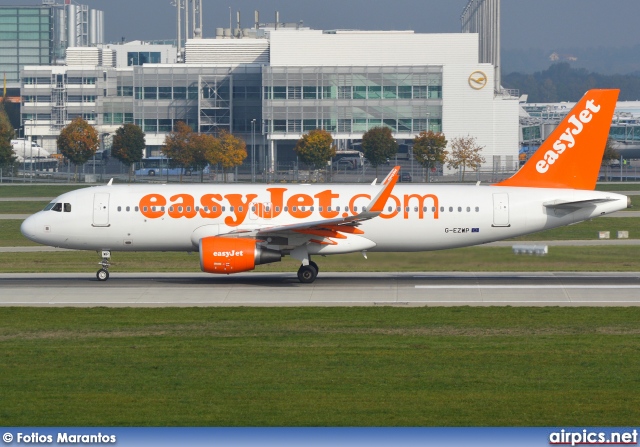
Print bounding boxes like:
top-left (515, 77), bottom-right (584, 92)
top-left (107, 178), bottom-right (113, 186)
top-left (496, 89), bottom-right (619, 190)
top-left (367, 166), bottom-right (399, 213)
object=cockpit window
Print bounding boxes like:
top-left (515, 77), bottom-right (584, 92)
top-left (44, 202), bottom-right (55, 211)
top-left (51, 203), bottom-right (62, 212)
top-left (64, 203), bottom-right (71, 212)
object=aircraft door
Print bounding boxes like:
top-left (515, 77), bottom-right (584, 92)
top-left (492, 193), bottom-right (510, 227)
top-left (93, 193), bottom-right (110, 227)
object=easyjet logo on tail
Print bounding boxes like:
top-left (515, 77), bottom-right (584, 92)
top-left (536, 99), bottom-right (601, 174)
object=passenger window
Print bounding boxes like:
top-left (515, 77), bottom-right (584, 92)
top-left (238, 206), bottom-right (242, 212)
top-left (169, 206), bottom-right (174, 212)
top-left (126, 206), bottom-right (130, 212)
top-left (475, 207), bottom-right (480, 212)
top-left (135, 206), bottom-right (139, 212)
top-left (353, 206), bottom-right (358, 212)
top-left (466, 207), bottom-right (470, 212)
top-left (440, 206), bottom-right (444, 212)
top-left (432, 207), bottom-right (436, 212)
top-left (187, 206), bottom-right (191, 212)
top-left (178, 206), bottom-right (183, 212)
top-left (310, 206), bottom-right (314, 212)
top-left (52, 203), bottom-right (62, 212)
top-left (251, 206), bottom-right (256, 212)
top-left (449, 207), bottom-right (453, 212)
top-left (405, 207), bottom-right (410, 212)
top-left (458, 207), bottom-right (462, 212)
top-left (275, 206), bottom-right (280, 212)
top-left (300, 206), bottom-right (305, 212)
top-left (229, 206), bottom-right (234, 212)
top-left (117, 206), bottom-right (122, 212)
top-left (318, 206), bottom-right (323, 212)
top-left (345, 207), bottom-right (349, 212)
top-left (335, 206), bottom-right (340, 212)
top-left (396, 206), bottom-right (401, 212)
top-left (222, 206), bottom-right (226, 212)
top-left (422, 207), bottom-right (427, 212)
top-left (143, 206), bottom-right (147, 212)
top-left (292, 206), bottom-right (298, 212)
top-left (415, 207), bottom-right (419, 212)
top-left (362, 207), bottom-right (366, 212)
top-left (284, 207), bottom-right (288, 212)
top-left (64, 203), bottom-right (71, 212)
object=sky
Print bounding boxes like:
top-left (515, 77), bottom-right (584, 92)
top-left (62, 0), bottom-right (640, 51)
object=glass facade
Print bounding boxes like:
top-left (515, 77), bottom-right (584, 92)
top-left (262, 66), bottom-right (443, 137)
top-left (0, 6), bottom-right (52, 83)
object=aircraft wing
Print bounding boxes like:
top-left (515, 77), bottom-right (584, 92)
top-left (219, 166), bottom-right (399, 241)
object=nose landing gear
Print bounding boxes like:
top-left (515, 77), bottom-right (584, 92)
top-left (97, 250), bottom-right (111, 281)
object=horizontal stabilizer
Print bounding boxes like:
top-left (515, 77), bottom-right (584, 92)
top-left (543, 198), bottom-right (618, 209)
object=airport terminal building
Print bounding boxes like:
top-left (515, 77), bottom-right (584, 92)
top-left (20, 25), bottom-right (520, 173)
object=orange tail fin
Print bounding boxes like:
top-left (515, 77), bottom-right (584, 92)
top-left (497, 89), bottom-right (619, 190)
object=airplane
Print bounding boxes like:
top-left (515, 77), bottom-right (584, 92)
top-left (11, 139), bottom-right (52, 160)
top-left (20, 89), bottom-right (629, 283)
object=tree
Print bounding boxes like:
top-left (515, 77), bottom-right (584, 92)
top-left (601, 138), bottom-right (620, 166)
top-left (217, 131), bottom-right (247, 182)
top-left (190, 132), bottom-right (219, 182)
top-left (0, 99), bottom-right (16, 172)
top-left (446, 135), bottom-right (486, 182)
top-left (57, 117), bottom-right (99, 182)
top-left (412, 130), bottom-right (447, 182)
top-left (294, 129), bottom-right (336, 172)
top-left (361, 126), bottom-right (398, 178)
top-left (161, 121), bottom-right (194, 182)
top-left (111, 124), bottom-right (146, 182)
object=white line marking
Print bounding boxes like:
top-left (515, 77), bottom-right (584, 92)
top-left (415, 285), bottom-right (640, 289)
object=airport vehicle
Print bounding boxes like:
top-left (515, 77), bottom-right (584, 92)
top-left (21, 90), bottom-right (628, 283)
top-left (134, 156), bottom-right (200, 176)
top-left (11, 139), bottom-right (51, 159)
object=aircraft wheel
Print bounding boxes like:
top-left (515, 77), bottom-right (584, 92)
top-left (96, 268), bottom-right (109, 281)
top-left (297, 265), bottom-right (317, 284)
top-left (309, 261), bottom-right (319, 273)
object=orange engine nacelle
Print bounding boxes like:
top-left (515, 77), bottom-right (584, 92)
top-left (199, 237), bottom-right (282, 274)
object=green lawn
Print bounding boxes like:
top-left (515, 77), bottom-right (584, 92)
top-left (0, 307), bottom-right (639, 426)
top-left (0, 201), bottom-right (49, 214)
top-left (510, 217), bottom-right (639, 240)
top-left (1, 246), bottom-right (640, 273)
top-left (0, 185), bottom-right (85, 198)
top-left (596, 183), bottom-right (640, 191)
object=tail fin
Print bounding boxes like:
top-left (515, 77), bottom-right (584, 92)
top-left (497, 89), bottom-right (619, 190)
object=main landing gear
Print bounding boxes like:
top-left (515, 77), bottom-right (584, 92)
top-left (97, 250), bottom-right (111, 281)
top-left (297, 260), bottom-right (319, 284)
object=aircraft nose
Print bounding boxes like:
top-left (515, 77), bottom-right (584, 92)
top-left (20, 214), bottom-right (40, 242)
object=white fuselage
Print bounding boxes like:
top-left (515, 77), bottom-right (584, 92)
top-left (11, 139), bottom-right (51, 159)
top-left (20, 183), bottom-right (628, 254)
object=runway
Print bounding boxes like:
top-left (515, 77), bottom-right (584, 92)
top-left (1, 272), bottom-right (640, 307)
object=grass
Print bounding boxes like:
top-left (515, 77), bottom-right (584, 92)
top-left (597, 183), bottom-right (640, 191)
top-left (510, 217), bottom-right (639, 240)
top-left (0, 184), bottom-right (85, 198)
top-left (0, 201), bottom-right (49, 214)
top-left (1, 246), bottom-right (640, 273)
top-left (0, 307), bottom-right (639, 426)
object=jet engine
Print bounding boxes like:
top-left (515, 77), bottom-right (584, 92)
top-left (199, 236), bottom-right (282, 274)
